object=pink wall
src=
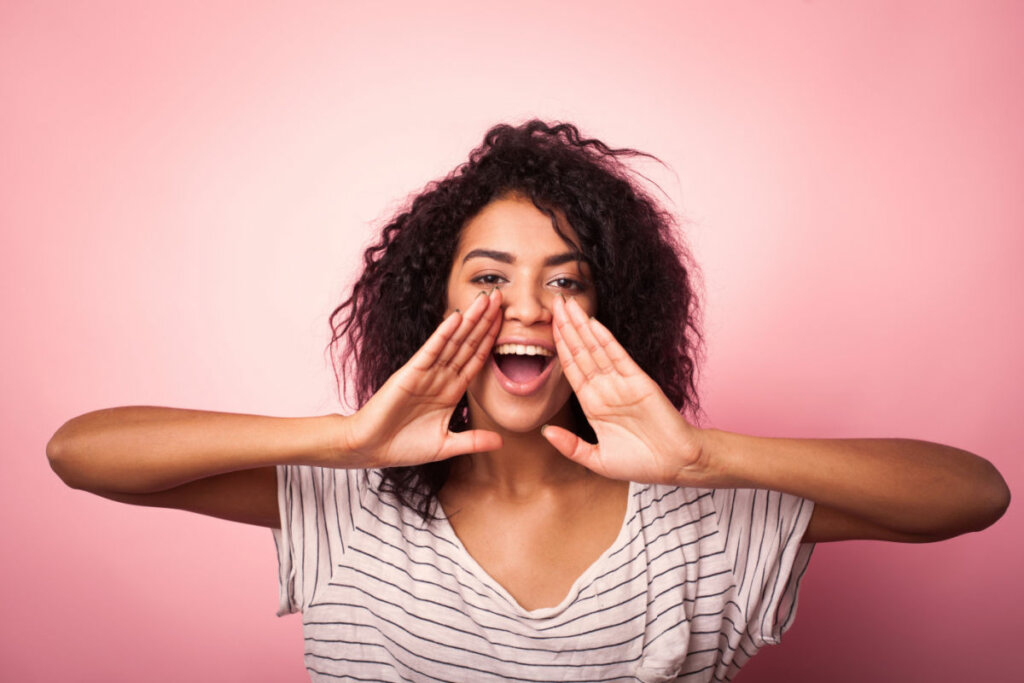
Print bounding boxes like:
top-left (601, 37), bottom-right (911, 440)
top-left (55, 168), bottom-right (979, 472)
top-left (3, 2), bottom-right (1021, 681)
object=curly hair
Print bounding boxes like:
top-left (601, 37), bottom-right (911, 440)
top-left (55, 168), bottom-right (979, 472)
top-left (329, 120), bottom-right (701, 521)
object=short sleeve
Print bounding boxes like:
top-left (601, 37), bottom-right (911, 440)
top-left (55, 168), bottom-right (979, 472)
top-left (710, 488), bottom-right (815, 646)
top-left (272, 465), bottom-right (361, 615)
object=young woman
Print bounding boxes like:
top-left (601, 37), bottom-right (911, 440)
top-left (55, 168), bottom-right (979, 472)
top-left (47, 121), bottom-right (1009, 681)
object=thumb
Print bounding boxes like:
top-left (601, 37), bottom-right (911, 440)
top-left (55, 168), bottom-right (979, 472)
top-left (439, 429), bottom-right (503, 459)
top-left (541, 424), bottom-right (598, 467)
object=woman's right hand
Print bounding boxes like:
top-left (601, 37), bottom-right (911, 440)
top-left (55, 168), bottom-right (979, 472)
top-left (341, 288), bottom-right (503, 469)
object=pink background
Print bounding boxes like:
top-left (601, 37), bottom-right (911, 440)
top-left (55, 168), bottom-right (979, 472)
top-left (3, 1), bottom-right (1021, 681)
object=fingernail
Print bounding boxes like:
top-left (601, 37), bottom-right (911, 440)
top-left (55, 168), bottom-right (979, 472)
top-left (454, 308), bottom-right (461, 314)
top-left (476, 290), bottom-right (486, 298)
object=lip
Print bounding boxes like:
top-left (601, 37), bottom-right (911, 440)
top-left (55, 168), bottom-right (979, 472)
top-left (489, 336), bottom-right (557, 396)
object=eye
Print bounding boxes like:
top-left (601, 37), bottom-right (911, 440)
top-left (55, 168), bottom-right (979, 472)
top-left (548, 276), bottom-right (586, 292)
top-left (470, 273), bottom-right (507, 288)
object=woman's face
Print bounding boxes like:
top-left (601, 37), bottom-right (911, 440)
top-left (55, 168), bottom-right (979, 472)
top-left (446, 193), bottom-right (597, 435)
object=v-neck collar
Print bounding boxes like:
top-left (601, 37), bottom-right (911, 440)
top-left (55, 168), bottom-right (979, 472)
top-left (435, 480), bottom-right (637, 619)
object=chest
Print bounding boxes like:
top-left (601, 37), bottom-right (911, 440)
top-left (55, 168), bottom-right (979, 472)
top-left (301, 481), bottom-right (732, 682)
top-left (440, 480), bottom-right (630, 611)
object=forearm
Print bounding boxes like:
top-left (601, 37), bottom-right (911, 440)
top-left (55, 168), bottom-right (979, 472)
top-left (47, 406), bottom-right (348, 494)
top-left (692, 430), bottom-right (1010, 539)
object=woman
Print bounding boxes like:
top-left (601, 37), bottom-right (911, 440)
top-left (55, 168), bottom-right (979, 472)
top-left (47, 121), bottom-right (1009, 681)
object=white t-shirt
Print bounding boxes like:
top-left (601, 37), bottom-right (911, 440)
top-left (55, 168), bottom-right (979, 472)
top-left (274, 466), bottom-right (814, 682)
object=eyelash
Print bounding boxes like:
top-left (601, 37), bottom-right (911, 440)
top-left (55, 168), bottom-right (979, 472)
top-left (469, 274), bottom-right (587, 292)
top-left (548, 277), bottom-right (586, 292)
top-left (470, 274), bottom-right (507, 287)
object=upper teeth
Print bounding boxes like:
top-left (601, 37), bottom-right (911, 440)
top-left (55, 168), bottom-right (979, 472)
top-left (494, 343), bottom-right (553, 357)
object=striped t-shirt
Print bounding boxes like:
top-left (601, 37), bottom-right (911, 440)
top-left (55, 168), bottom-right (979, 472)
top-left (274, 466), bottom-right (814, 682)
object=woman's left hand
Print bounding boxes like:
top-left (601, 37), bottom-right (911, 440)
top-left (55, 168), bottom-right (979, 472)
top-left (541, 295), bottom-right (707, 485)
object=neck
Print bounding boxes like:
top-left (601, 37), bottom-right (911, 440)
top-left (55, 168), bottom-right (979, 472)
top-left (449, 403), bottom-right (592, 497)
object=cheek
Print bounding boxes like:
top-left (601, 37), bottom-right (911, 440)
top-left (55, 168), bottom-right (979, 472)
top-left (444, 281), bottom-right (463, 314)
top-left (448, 291), bottom-right (478, 315)
top-left (445, 270), bottom-right (486, 314)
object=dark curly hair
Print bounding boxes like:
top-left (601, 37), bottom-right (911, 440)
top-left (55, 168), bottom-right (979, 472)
top-left (329, 120), bottom-right (701, 521)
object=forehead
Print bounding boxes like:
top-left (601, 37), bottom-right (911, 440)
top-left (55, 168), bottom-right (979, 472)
top-left (454, 194), bottom-right (580, 256)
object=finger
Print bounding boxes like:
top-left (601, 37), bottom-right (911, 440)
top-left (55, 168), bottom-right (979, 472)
top-left (588, 316), bottom-right (644, 377)
top-left (449, 289), bottom-right (502, 371)
top-left (540, 424), bottom-right (599, 468)
top-left (410, 308), bottom-right (464, 371)
top-left (565, 297), bottom-right (614, 373)
top-left (553, 295), bottom-right (600, 381)
top-left (548, 309), bottom-right (581, 387)
top-left (436, 289), bottom-right (492, 366)
top-left (439, 429), bottom-right (503, 458)
top-left (552, 314), bottom-right (587, 391)
top-left (456, 308), bottom-right (502, 381)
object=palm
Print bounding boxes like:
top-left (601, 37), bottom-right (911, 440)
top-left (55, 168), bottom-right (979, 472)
top-left (346, 291), bottom-right (503, 468)
top-left (545, 297), bottom-right (702, 485)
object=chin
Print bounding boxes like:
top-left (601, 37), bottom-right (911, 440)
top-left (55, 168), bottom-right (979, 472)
top-left (487, 414), bottom-right (549, 435)
top-left (466, 383), bottom-right (574, 436)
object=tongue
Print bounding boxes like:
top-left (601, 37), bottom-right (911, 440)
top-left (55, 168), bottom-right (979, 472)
top-left (496, 355), bottom-right (546, 383)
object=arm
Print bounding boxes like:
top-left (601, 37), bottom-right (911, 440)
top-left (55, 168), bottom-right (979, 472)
top-left (47, 289), bottom-right (504, 526)
top-left (693, 431), bottom-right (1010, 543)
top-left (542, 296), bottom-right (1010, 543)
top-left (47, 407), bottom-right (344, 494)
top-left (46, 408), bottom-right (341, 528)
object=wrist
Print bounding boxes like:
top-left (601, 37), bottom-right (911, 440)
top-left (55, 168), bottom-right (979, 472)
top-left (324, 413), bottom-right (363, 467)
top-left (675, 428), bottom-right (736, 489)
top-left (291, 413), bottom-right (357, 468)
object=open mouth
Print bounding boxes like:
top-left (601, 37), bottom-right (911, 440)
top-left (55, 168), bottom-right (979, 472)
top-left (491, 343), bottom-right (556, 393)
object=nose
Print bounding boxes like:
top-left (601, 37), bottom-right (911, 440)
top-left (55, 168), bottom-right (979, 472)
top-left (501, 281), bottom-right (552, 327)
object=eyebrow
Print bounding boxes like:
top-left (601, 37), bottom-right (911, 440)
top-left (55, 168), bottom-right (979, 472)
top-left (461, 249), bottom-right (583, 268)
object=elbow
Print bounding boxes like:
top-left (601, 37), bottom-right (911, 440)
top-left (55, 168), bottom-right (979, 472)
top-left (939, 460), bottom-right (1011, 540)
top-left (911, 459), bottom-right (1011, 543)
top-left (46, 421), bottom-right (90, 491)
top-left (973, 463), bottom-right (1011, 532)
